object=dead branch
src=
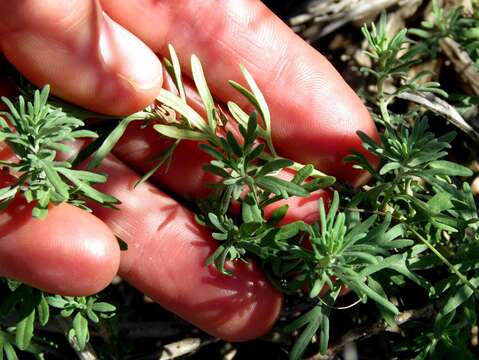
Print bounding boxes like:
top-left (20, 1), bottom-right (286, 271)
top-left (305, 302), bottom-right (437, 360)
top-left (290, 0), bottom-right (422, 42)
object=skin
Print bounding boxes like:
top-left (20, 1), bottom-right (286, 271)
top-left (0, 0), bottom-right (378, 341)
top-left (0, 199), bottom-right (121, 296)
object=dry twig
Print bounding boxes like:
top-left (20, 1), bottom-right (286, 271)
top-left (57, 318), bottom-right (98, 360)
top-left (305, 303), bottom-right (437, 360)
top-left (290, 0), bottom-right (422, 42)
top-left (398, 91), bottom-right (479, 142)
top-left (157, 337), bottom-right (218, 360)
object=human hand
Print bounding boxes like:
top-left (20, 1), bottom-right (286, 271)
top-left (0, 0), bottom-right (378, 341)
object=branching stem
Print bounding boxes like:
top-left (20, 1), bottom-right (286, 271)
top-left (407, 226), bottom-right (479, 295)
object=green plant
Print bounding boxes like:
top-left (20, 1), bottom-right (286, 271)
top-left (0, 279), bottom-right (115, 359)
top-left (0, 87), bottom-right (120, 358)
top-left (1, 4), bottom-right (478, 359)
top-left (139, 40), bottom-right (477, 359)
top-left (409, 0), bottom-right (479, 66)
top-left (0, 85), bottom-right (118, 218)
top-left (348, 9), bottom-right (479, 359)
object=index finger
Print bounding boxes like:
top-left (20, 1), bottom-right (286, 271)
top-left (100, 0), bottom-right (379, 186)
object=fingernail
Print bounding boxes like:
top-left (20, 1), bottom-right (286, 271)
top-left (99, 12), bottom-right (162, 90)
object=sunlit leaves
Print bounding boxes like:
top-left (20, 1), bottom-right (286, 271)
top-left (0, 85), bottom-right (118, 218)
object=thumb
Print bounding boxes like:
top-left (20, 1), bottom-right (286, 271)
top-left (0, 0), bottom-right (162, 116)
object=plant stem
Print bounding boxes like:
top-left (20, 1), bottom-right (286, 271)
top-left (266, 137), bottom-right (278, 158)
top-left (408, 226), bottom-right (479, 295)
top-left (342, 208), bottom-right (478, 294)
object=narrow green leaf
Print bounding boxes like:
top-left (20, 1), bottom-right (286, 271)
top-left (256, 159), bottom-right (293, 177)
top-left (15, 308), bottom-right (35, 351)
top-left (153, 124), bottom-right (209, 141)
top-left (268, 204), bottom-right (289, 225)
top-left (287, 306), bottom-right (322, 360)
top-left (3, 342), bottom-right (18, 360)
top-left (379, 162), bottom-right (401, 175)
top-left (42, 162), bottom-right (69, 200)
top-left (86, 309), bottom-right (99, 324)
top-left (427, 192), bottom-right (453, 214)
top-left (199, 143), bottom-right (224, 161)
top-left (72, 312), bottom-right (89, 351)
top-left (275, 221), bottom-right (307, 241)
top-left (0, 187), bottom-right (19, 202)
top-left (284, 305), bottom-right (321, 333)
top-left (349, 279), bottom-right (399, 315)
top-left (156, 89), bottom-right (208, 132)
top-left (191, 55), bottom-right (216, 131)
top-left (292, 165), bottom-right (314, 184)
top-left (429, 160), bottom-right (473, 177)
top-left (203, 164), bottom-right (230, 178)
top-left (226, 131), bottom-right (242, 157)
top-left (229, 72), bottom-right (276, 155)
top-left (168, 44), bottom-right (187, 102)
top-left (256, 176), bottom-right (309, 197)
top-left (37, 294), bottom-right (50, 326)
top-left (88, 112), bottom-right (147, 170)
top-left (91, 302), bottom-right (116, 313)
top-left (69, 129), bottom-right (98, 139)
top-left (368, 277), bottom-right (397, 326)
top-left (136, 139), bottom-right (180, 187)
top-left (239, 65), bottom-right (271, 135)
top-left (441, 277), bottom-right (479, 316)
top-left (57, 168), bottom-right (119, 205)
top-left (227, 101), bottom-right (249, 129)
top-left (46, 296), bottom-right (68, 309)
top-left (242, 195), bottom-right (263, 223)
top-left (309, 278), bottom-right (325, 298)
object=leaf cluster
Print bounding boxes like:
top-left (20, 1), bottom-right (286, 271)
top-left (410, 0), bottom-right (479, 66)
top-left (0, 85), bottom-right (118, 218)
top-left (361, 12), bottom-right (446, 121)
top-left (352, 9), bottom-right (479, 360)
top-left (0, 279), bottom-right (116, 358)
top-left (197, 119), bottom-right (333, 274)
top-left (0, 85), bottom-right (121, 357)
top-left (146, 47), bottom-right (444, 360)
top-left (48, 295), bottom-right (115, 351)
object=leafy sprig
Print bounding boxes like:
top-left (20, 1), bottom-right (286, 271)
top-left (361, 12), bottom-right (447, 124)
top-left (410, 0), bottom-right (479, 65)
top-left (0, 85), bottom-right (118, 218)
top-left (197, 123), bottom-right (333, 274)
top-left (0, 280), bottom-right (116, 358)
top-left (47, 295), bottom-right (115, 351)
top-left (149, 47), bottom-right (336, 276)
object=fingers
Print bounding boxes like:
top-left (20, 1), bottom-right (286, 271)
top-left (0, 0), bottom-right (163, 115)
top-left (88, 154), bottom-right (283, 341)
top-left (100, 0), bottom-right (379, 186)
top-left (0, 193), bottom-right (120, 296)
